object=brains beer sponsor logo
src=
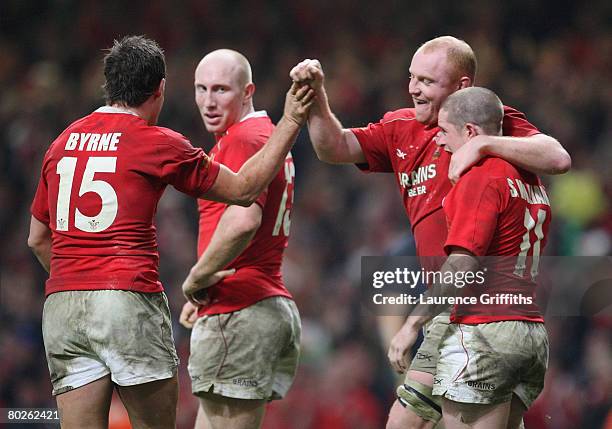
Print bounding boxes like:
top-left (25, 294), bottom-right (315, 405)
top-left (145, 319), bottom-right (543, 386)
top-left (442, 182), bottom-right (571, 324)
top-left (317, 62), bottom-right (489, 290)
top-left (233, 378), bottom-right (258, 387)
top-left (398, 164), bottom-right (437, 197)
top-left (398, 164), bottom-right (437, 188)
top-left (466, 381), bottom-right (496, 391)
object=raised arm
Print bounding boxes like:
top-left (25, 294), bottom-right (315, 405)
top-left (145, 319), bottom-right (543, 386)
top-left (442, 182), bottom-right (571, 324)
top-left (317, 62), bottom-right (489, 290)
top-left (290, 59), bottom-right (366, 164)
top-left (449, 133), bottom-right (571, 184)
top-left (204, 83), bottom-right (312, 206)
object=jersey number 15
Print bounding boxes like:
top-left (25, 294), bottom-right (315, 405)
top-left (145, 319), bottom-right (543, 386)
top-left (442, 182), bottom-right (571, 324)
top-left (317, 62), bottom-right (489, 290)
top-left (55, 156), bottom-right (118, 233)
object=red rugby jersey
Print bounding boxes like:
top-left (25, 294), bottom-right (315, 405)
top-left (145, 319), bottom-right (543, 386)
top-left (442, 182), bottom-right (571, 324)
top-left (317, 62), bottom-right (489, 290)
top-left (30, 106), bottom-right (220, 296)
top-left (351, 106), bottom-right (540, 265)
top-left (196, 112), bottom-right (293, 316)
top-left (443, 157), bottom-right (551, 324)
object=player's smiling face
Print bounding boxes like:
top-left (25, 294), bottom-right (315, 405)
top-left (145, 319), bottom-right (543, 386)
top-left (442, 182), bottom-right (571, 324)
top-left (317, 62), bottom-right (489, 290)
top-left (408, 48), bottom-right (462, 127)
top-left (194, 58), bottom-right (250, 135)
top-left (436, 109), bottom-right (465, 153)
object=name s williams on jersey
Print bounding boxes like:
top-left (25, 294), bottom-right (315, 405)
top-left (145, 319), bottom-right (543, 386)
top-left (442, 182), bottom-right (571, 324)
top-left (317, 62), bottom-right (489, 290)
top-left (507, 178), bottom-right (550, 205)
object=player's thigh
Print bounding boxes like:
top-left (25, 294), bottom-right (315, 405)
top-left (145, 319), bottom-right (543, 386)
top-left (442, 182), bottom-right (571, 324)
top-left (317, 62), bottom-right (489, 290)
top-left (506, 394), bottom-right (527, 429)
top-left (189, 297), bottom-right (300, 401)
top-left (195, 404), bottom-right (214, 429)
top-left (442, 398), bottom-right (510, 429)
top-left (115, 375), bottom-right (178, 429)
top-left (87, 290), bottom-right (179, 386)
top-left (198, 392), bottom-right (265, 429)
top-left (55, 375), bottom-right (113, 429)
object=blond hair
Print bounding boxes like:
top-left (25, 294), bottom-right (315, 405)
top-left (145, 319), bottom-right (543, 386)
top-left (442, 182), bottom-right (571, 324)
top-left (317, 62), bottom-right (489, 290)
top-left (419, 36), bottom-right (477, 82)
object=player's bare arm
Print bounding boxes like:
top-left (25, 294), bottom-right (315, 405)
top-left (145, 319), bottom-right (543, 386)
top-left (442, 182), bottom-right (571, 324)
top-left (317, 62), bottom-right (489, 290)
top-left (27, 216), bottom-right (52, 273)
top-left (182, 204), bottom-right (262, 301)
top-left (290, 59), bottom-right (366, 165)
top-left (388, 249), bottom-right (479, 373)
top-left (449, 133), bottom-right (571, 183)
top-left (203, 83), bottom-right (313, 206)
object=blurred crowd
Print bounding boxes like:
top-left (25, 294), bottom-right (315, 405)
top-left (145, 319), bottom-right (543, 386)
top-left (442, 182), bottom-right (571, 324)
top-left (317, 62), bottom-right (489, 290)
top-left (1, 1), bottom-right (610, 428)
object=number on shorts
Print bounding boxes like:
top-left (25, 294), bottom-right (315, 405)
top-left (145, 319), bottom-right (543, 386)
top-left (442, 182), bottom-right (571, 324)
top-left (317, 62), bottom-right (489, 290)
top-left (272, 156), bottom-right (295, 236)
top-left (56, 157), bottom-right (118, 232)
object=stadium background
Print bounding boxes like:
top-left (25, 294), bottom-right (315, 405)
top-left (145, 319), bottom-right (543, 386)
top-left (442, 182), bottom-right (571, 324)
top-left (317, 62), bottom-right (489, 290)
top-left (1, 0), bottom-right (610, 428)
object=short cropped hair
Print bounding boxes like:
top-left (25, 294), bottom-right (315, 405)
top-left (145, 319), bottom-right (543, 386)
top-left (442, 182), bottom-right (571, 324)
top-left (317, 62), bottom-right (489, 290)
top-left (420, 36), bottom-right (477, 82)
top-left (441, 87), bottom-right (503, 135)
top-left (103, 35), bottom-right (166, 107)
top-left (200, 49), bottom-right (253, 87)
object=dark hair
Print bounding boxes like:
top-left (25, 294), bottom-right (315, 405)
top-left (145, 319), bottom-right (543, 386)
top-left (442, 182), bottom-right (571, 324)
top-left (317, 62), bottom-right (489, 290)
top-left (441, 87), bottom-right (503, 135)
top-left (102, 35), bottom-right (166, 107)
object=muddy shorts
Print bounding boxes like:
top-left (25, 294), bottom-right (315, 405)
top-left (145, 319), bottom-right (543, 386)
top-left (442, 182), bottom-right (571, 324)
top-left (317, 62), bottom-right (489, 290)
top-left (188, 297), bottom-right (301, 401)
top-left (433, 321), bottom-right (548, 406)
top-left (408, 311), bottom-right (451, 374)
top-left (42, 290), bottom-right (178, 395)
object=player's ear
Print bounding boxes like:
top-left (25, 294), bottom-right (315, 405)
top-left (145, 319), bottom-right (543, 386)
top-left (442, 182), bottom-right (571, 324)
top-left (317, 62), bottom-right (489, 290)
top-left (464, 123), bottom-right (479, 139)
top-left (457, 76), bottom-right (472, 90)
top-left (243, 82), bottom-right (255, 104)
top-left (156, 78), bottom-right (166, 98)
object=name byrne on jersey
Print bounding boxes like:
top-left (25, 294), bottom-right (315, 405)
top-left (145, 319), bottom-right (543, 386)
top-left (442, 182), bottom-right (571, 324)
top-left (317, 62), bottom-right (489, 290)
top-left (398, 164), bottom-right (437, 197)
top-left (64, 132), bottom-right (122, 152)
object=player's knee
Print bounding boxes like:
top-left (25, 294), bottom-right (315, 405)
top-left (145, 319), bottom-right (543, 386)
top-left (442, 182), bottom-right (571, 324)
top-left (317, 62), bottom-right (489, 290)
top-left (385, 409), bottom-right (405, 429)
top-left (386, 405), bottom-right (434, 429)
top-left (395, 380), bottom-right (442, 426)
top-left (385, 402), bottom-right (403, 429)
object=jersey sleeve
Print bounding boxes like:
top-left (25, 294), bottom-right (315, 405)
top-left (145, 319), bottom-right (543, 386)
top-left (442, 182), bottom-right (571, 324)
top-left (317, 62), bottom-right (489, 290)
top-left (218, 134), bottom-right (268, 208)
top-left (158, 137), bottom-right (220, 197)
top-left (444, 171), bottom-right (505, 256)
top-left (350, 117), bottom-right (393, 173)
top-left (31, 162), bottom-right (50, 224)
top-left (502, 106), bottom-right (541, 137)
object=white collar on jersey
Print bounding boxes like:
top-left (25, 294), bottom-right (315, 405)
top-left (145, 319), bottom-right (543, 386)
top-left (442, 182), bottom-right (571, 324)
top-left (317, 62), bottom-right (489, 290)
top-left (95, 106), bottom-right (140, 117)
top-left (240, 110), bottom-right (268, 122)
top-left (219, 111), bottom-right (268, 142)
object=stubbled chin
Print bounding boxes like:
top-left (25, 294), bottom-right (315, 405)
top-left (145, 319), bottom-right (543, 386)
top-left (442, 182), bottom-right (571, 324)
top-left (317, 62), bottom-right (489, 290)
top-left (414, 109), bottom-right (429, 124)
top-left (415, 106), bottom-right (438, 126)
top-left (205, 121), bottom-right (222, 130)
top-left (204, 126), bottom-right (221, 134)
